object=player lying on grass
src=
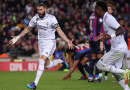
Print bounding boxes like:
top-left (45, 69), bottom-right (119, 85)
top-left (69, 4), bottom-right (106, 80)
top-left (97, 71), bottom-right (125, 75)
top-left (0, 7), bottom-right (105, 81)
top-left (63, 40), bottom-right (91, 80)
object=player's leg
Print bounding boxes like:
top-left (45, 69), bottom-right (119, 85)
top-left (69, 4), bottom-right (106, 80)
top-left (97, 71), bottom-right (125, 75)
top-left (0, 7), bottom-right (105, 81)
top-left (104, 72), bottom-right (109, 80)
top-left (94, 54), bottom-right (103, 82)
top-left (34, 55), bottom-right (48, 86)
top-left (78, 56), bottom-right (90, 80)
top-left (27, 55), bottom-right (47, 89)
top-left (104, 44), bottom-right (111, 80)
top-left (80, 56), bottom-right (90, 73)
top-left (88, 41), bottom-right (96, 81)
top-left (88, 54), bottom-right (96, 82)
top-left (78, 63), bottom-right (88, 80)
top-left (45, 42), bottom-right (63, 69)
top-left (45, 59), bottom-right (63, 69)
top-left (94, 41), bottom-right (104, 82)
top-left (112, 73), bottom-right (130, 90)
top-left (27, 39), bottom-right (60, 89)
top-left (96, 50), bottom-right (130, 83)
top-left (97, 50), bottom-right (125, 73)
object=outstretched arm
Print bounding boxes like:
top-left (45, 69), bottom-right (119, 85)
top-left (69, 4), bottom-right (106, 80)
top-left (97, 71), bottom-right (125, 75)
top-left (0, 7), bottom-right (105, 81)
top-left (9, 26), bottom-right (32, 45)
top-left (18, 26), bottom-right (33, 37)
top-left (56, 27), bottom-right (74, 49)
top-left (56, 27), bottom-right (70, 43)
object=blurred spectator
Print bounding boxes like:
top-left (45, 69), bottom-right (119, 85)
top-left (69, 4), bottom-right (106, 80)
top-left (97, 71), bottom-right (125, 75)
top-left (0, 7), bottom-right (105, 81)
top-left (47, 3), bottom-right (58, 16)
top-left (9, 45), bottom-right (18, 60)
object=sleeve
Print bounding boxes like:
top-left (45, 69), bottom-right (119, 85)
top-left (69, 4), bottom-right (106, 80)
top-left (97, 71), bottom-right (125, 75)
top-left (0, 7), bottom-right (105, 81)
top-left (106, 15), bottom-right (120, 30)
top-left (28, 16), bottom-right (36, 28)
top-left (51, 16), bottom-right (60, 29)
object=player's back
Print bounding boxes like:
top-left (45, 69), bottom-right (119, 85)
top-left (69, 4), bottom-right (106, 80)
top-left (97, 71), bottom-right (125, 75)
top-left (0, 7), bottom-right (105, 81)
top-left (103, 12), bottom-right (127, 52)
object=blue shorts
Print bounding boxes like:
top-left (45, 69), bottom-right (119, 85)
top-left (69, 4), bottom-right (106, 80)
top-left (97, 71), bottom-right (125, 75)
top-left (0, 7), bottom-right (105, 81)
top-left (74, 49), bottom-right (92, 61)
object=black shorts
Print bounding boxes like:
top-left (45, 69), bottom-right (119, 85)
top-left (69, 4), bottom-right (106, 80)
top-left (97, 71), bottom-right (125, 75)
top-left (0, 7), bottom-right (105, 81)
top-left (89, 41), bottom-right (104, 54)
top-left (105, 44), bottom-right (111, 52)
top-left (74, 51), bottom-right (91, 61)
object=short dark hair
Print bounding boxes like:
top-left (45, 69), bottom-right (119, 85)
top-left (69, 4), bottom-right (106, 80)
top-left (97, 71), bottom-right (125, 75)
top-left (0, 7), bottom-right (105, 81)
top-left (118, 18), bottom-right (125, 22)
top-left (107, 4), bottom-right (113, 8)
top-left (96, 1), bottom-right (107, 12)
top-left (37, 3), bottom-right (46, 7)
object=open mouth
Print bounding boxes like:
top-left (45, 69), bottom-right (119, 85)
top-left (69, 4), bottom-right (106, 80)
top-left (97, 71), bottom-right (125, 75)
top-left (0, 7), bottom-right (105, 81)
top-left (39, 14), bottom-right (42, 16)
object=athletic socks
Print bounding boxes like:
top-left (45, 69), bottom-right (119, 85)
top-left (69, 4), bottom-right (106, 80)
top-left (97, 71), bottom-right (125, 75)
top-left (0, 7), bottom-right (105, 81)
top-left (105, 72), bottom-right (109, 76)
top-left (78, 63), bottom-right (87, 76)
top-left (95, 59), bottom-right (100, 79)
top-left (89, 59), bottom-right (96, 77)
top-left (46, 59), bottom-right (63, 69)
top-left (34, 59), bottom-right (45, 86)
top-left (83, 64), bottom-right (89, 73)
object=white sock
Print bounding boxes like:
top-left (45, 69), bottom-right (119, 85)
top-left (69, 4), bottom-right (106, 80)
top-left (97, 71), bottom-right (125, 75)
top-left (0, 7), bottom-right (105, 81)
top-left (46, 59), bottom-right (62, 69)
top-left (34, 59), bottom-right (45, 86)
top-left (45, 61), bottom-right (54, 69)
top-left (97, 63), bottom-right (125, 74)
top-left (119, 80), bottom-right (130, 90)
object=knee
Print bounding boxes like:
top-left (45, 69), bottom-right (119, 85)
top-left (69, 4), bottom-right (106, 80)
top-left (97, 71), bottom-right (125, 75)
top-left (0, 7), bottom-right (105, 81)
top-left (40, 55), bottom-right (48, 61)
top-left (96, 61), bottom-right (103, 70)
top-left (39, 59), bottom-right (45, 65)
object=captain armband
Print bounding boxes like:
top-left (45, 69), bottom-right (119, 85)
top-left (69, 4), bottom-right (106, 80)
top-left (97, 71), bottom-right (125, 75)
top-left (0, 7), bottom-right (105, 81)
top-left (52, 23), bottom-right (60, 29)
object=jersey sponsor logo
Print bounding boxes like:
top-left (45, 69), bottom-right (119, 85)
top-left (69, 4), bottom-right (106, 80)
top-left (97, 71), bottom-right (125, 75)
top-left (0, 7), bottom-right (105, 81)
top-left (37, 25), bottom-right (48, 30)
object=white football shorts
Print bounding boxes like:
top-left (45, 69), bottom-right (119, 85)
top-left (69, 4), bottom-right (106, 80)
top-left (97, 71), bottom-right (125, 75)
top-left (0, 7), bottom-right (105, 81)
top-left (38, 39), bottom-right (56, 57)
top-left (98, 49), bottom-right (126, 69)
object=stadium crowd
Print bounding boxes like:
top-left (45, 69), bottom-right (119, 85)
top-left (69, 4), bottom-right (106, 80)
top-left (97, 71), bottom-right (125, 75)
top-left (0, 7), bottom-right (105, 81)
top-left (0, 0), bottom-right (130, 58)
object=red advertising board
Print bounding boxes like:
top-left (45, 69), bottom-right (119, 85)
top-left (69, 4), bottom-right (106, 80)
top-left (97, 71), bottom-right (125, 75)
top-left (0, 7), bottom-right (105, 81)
top-left (0, 61), bottom-right (57, 71)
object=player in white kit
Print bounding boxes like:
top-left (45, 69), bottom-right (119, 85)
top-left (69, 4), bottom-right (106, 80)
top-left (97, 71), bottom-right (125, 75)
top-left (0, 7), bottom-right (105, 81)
top-left (9, 3), bottom-right (74, 90)
top-left (94, 1), bottom-right (130, 90)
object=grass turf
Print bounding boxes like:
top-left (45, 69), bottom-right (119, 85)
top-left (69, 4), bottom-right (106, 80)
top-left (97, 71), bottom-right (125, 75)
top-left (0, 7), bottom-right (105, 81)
top-left (0, 71), bottom-right (129, 90)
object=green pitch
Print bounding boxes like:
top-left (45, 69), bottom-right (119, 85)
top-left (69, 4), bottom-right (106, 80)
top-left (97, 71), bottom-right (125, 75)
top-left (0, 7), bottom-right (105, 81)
top-left (0, 71), bottom-right (129, 90)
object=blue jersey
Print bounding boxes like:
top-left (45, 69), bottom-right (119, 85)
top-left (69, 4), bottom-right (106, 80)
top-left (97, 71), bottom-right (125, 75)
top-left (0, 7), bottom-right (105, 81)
top-left (89, 13), bottom-right (103, 41)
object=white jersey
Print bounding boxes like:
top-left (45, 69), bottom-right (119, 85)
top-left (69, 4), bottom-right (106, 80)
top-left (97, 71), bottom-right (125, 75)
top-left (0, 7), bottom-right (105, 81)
top-left (28, 13), bottom-right (59, 39)
top-left (103, 12), bottom-right (128, 52)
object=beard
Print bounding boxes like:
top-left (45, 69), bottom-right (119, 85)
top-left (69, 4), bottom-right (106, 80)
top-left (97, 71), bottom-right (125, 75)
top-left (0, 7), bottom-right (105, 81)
top-left (38, 12), bottom-right (45, 18)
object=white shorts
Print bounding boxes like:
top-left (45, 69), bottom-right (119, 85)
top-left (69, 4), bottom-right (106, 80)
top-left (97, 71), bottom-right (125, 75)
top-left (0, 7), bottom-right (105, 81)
top-left (127, 50), bottom-right (130, 58)
top-left (98, 49), bottom-right (125, 68)
top-left (38, 39), bottom-right (56, 57)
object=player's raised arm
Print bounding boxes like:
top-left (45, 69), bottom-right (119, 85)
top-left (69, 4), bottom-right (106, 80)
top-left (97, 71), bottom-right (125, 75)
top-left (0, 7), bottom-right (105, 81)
top-left (9, 14), bottom-right (37, 45)
top-left (9, 26), bottom-right (33, 45)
